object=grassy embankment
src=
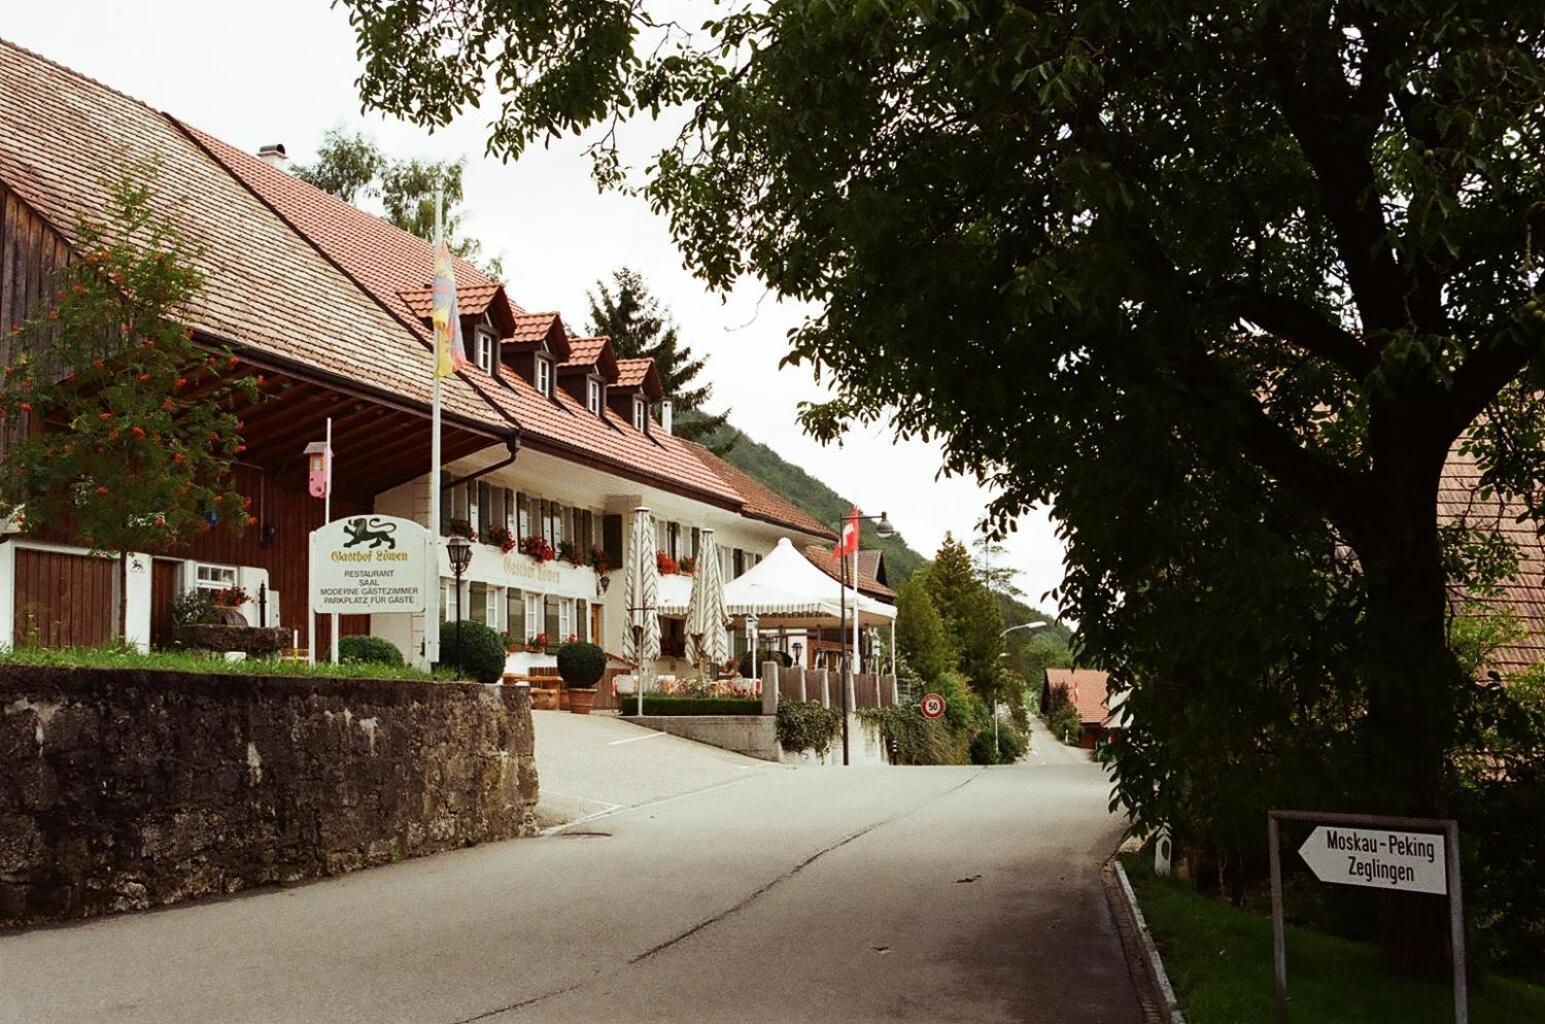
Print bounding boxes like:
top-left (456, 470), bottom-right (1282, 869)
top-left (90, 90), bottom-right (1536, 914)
top-left (1121, 854), bottom-right (1545, 1024)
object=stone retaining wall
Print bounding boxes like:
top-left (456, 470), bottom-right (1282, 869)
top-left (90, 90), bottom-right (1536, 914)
top-left (0, 665), bottom-right (537, 927)
top-left (629, 714), bottom-right (781, 760)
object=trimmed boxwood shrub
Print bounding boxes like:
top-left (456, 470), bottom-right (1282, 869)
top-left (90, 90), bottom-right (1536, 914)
top-left (435, 620), bottom-right (507, 685)
top-left (736, 648), bottom-right (792, 678)
top-left (618, 696), bottom-right (763, 716)
top-left (556, 641), bottom-right (606, 688)
top-left (336, 634), bottom-right (404, 667)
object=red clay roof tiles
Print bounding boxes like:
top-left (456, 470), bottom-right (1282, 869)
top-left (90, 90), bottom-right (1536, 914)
top-left (1044, 668), bottom-right (1112, 725)
top-left (679, 441), bottom-right (835, 541)
top-left (801, 544), bottom-right (897, 601)
top-left (0, 38), bottom-right (502, 431)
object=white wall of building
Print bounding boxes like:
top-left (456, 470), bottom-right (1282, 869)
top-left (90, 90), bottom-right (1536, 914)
top-left (368, 442), bottom-right (828, 671)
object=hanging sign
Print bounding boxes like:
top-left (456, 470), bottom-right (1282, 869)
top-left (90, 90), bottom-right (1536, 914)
top-left (309, 515), bottom-right (430, 613)
top-left (1297, 825), bottom-right (1447, 895)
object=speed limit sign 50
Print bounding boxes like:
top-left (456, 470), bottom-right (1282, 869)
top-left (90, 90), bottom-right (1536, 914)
top-left (919, 693), bottom-right (946, 720)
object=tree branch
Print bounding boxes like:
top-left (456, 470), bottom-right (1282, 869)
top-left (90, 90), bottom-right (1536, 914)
top-left (1217, 289), bottom-right (1374, 378)
top-left (1265, 18), bottom-right (1412, 335)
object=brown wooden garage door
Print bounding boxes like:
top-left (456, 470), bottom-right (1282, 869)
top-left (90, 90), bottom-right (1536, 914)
top-left (13, 548), bottom-right (115, 648)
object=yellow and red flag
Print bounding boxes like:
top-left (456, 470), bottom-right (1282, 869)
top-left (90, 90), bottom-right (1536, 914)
top-left (430, 239), bottom-right (466, 379)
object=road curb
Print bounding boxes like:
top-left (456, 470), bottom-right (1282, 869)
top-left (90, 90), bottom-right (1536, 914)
top-left (1110, 858), bottom-right (1187, 1024)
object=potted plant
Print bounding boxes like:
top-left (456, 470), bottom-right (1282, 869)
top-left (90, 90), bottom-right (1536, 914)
top-left (556, 641), bottom-right (606, 715)
top-left (557, 540), bottom-right (583, 566)
top-left (448, 517), bottom-right (476, 540)
top-left (526, 631), bottom-right (548, 653)
top-left (589, 546), bottom-right (609, 574)
top-left (486, 524), bottom-right (516, 553)
top-left (656, 551), bottom-right (679, 576)
top-left (679, 555), bottom-right (696, 575)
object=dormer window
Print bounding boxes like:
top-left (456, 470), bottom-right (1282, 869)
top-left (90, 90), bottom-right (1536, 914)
top-left (473, 326), bottom-right (496, 374)
top-left (632, 397), bottom-right (647, 433)
top-left (587, 378), bottom-right (604, 416)
top-left (535, 355), bottom-right (552, 397)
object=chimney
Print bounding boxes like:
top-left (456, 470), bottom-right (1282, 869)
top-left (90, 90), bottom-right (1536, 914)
top-left (659, 399), bottom-right (674, 435)
top-left (257, 143), bottom-right (288, 169)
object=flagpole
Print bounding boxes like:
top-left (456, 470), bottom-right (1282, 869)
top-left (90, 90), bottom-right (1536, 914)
top-left (851, 542), bottom-right (861, 675)
top-left (326, 416), bottom-right (339, 665)
top-left (425, 187), bottom-right (444, 670)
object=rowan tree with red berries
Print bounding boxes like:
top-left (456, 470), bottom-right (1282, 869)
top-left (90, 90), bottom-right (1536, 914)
top-left (0, 168), bottom-right (255, 637)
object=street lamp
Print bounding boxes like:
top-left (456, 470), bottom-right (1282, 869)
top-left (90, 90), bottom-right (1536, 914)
top-left (791, 641), bottom-right (803, 668)
top-left (833, 510), bottom-right (897, 765)
top-left (994, 621), bottom-right (1049, 755)
top-left (446, 534), bottom-right (472, 676)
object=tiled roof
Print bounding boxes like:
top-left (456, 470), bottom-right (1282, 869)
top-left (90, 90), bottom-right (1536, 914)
top-left (399, 282), bottom-right (504, 320)
top-left (679, 441), bottom-right (835, 540)
top-left (563, 336), bottom-right (607, 366)
top-left (1044, 668), bottom-right (1112, 725)
top-left (1440, 446), bottom-right (1545, 677)
top-left (508, 311), bottom-right (562, 346)
top-left (801, 544), bottom-right (897, 601)
top-left (0, 38), bottom-right (502, 430)
top-left (191, 126), bottom-right (740, 506)
top-left (858, 550), bottom-right (888, 589)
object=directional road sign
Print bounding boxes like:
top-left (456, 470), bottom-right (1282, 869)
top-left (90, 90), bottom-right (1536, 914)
top-left (1297, 824), bottom-right (1447, 895)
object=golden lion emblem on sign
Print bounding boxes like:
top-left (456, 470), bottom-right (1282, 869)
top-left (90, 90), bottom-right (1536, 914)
top-left (341, 517), bottom-right (398, 550)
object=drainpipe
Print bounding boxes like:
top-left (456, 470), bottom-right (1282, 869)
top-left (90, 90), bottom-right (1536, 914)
top-left (441, 430), bottom-right (522, 493)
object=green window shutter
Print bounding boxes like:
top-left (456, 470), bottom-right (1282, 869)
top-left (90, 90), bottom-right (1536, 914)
top-left (603, 514), bottom-right (623, 570)
top-left (544, 595), bottom-right (560, 644)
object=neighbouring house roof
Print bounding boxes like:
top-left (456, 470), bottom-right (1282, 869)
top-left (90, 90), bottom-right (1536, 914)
top-left (801, 543), bottom-right (897, 602)
top-left (0, 37), bottom-right (502, 432)
top-left (1440, 447), bottom-right (1545, 678)
top-left (679, 441), bottom-right (836, 541)
top-left (1044, 668), bottom-right (1113, 726)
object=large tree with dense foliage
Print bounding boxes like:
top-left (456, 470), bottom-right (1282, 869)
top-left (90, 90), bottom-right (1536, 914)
top-left (341, 0), bottom-right (1545, 973)
top-left (293, 128), bottom-right (500, 274)
top-left (894, 572), bottom-right (954, 683)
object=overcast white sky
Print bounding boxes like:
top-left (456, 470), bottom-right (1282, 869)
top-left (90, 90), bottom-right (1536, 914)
top-left (4, 2), bottom-right (1067, 616)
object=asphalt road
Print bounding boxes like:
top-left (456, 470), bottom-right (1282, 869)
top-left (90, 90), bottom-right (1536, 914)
top-left (0, 723), bottom-right (1138, 1024)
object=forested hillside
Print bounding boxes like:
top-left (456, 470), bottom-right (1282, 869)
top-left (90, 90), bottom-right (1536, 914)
top-left (695, 419), bottom-right (926, 583)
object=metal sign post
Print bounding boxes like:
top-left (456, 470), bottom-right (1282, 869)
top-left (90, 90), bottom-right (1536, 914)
top-left (1267, 810), bottom-right (1466, 1024)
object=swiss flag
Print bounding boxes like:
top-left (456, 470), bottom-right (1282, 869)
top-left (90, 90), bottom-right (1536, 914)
top-left (832, 506), bottom-right (860, 561)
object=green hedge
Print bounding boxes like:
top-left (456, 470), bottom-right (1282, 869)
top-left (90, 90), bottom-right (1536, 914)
top-left (776, 700), bottom-right (843, 755)
top-left (337, 635), bottom-right (404, 667)
top-left (618, 696), bottom-right (764, 716)
top-left (434, 620), bottom-right (507, 685)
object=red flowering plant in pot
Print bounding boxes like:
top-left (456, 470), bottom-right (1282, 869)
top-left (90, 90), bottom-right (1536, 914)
top-left (589, 546), bottom-right (609, 574)
top-left (526, 631), bottom-right (549, 653)
top-left (557, 540), bottom-right (583, 566)
top-left (656, 552), bottom-right (679, 576)
top-left (679, 555), bottom-right (697, 575)
top-left (485, 524), bottom-right (516, 553)
top-left (519, 535), bottom-right (555, 562)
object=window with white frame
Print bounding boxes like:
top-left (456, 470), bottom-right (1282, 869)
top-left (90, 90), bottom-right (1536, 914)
top-left (474, 327), bottom-right (496, 373)
top-left (525, 593), bottom-right (543, 642)
top-left (587, 378), bottom-right (603, 415)
top-left (558, 599), bottom-right (574, 643)
top-left (632, 397), bottom-right (647, 433)
top-left (535, 355), bottom-right (552, 396)
top-left (194, 564), bottom-right (237, 592)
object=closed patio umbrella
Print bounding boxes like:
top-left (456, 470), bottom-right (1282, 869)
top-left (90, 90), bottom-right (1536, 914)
top-left (685, 527), bottom-right (730, 676)
top-left (621, 506), bottom-right (660, 712)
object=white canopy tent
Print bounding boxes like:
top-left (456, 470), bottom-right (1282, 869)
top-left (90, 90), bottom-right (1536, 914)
top-left (720, 537), bottom-right (896, 628)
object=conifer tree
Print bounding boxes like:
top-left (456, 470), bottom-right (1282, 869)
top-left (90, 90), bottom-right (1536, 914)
top-left (586, 268), bottom-right (730, 449)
